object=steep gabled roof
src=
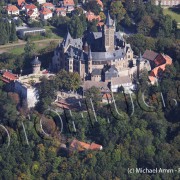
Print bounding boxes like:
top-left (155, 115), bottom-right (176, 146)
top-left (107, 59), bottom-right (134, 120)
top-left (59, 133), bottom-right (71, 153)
top-left (6, 5), bottom-right (19, 12)
top-left (142, 50), bottom-right (158, 61)
top-left (25, 4), bottom-right (37, 10)
top-left (105, 11), bottom-right (114, 27)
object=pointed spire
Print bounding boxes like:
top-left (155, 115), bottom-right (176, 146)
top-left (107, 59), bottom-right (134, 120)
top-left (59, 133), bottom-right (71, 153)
top-left (64, 30), bottom-right (72, 48)
top-left (106, 11), bottom-right (114, 27)
top-left (88, 47), bottom-right (92, 60)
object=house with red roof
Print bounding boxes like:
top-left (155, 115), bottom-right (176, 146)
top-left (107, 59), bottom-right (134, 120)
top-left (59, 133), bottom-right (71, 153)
top-left (63, 0), bottom-right (75, 12)
top-left (55, 8), bottom-right (66, 17)
top-left (25, 4), bottom-right (38, 13)
top-left (1, 71), bottom-right (18, 83)
top-left (70, 139), bottom-right (103, 152)
top-left (25, 4), bottom-right (39, 19)
top-left (40, 8), bottom-right (53, 20)
top-left (143, 50), bottom-right (173, 84)
top-left (36, 0), bottom-right (46, 4)
top-left (27, 9), bottom-right (39, 19)
top-left (17, 0), bottom-right (26, 7)
top-left (5, 5), bottom-right (19, 15)
top-left (42, 2), bottom-right (55, 10)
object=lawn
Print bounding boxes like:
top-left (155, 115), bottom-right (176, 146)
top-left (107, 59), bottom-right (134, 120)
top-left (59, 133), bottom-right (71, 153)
top-left (163, 8), bottom-right (180, 23)
top-left (10, 46), bottom-right (25, 55)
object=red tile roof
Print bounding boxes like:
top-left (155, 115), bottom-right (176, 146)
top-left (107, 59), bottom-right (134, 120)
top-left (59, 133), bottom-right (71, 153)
top-left (70, 139), bottom-right (102, 152)
top-left (143, 50), bottom-right (158, 61)
top-left (6, 5), bottom-right (19, 12)
top-left (63, 0), bottom-right (75, 6)
top-left (56, 7), bottom-right (66, 12)
top-left (40, 8), bottom-right (52, 15)
top-left (25, 4), bottom-right (37, 10)
top-left (2, 71), bottom-right (17, 83)
top-left (42, 3), bottom-right (54, 7)
top-left (149, 53), bottom-right (172, 83)
top-left (96, 0), bottom-right (103, 7)
top-left (18, 0), bottom-right (25, 6)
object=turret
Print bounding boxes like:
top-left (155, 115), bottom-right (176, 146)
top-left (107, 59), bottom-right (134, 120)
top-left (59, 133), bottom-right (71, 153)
top-left (104, 11), bottom-right (115, 52)
top-left (69, 47), bottom-right (74, 72)
top-left (88, 47), bottom-right (92, 73)
top-left (31, 56), bottom-right (41, 74)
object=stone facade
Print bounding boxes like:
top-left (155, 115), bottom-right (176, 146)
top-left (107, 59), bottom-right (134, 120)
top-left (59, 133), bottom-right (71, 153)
top-left (52, 12), bottom-right (135, 81)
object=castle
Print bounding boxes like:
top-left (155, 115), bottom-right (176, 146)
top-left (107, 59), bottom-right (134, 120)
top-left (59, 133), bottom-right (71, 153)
top-left (52, 12), bottom-right (138, 79)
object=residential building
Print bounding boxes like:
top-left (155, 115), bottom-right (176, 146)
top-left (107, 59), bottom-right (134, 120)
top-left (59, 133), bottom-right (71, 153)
top-left (35, 0), bottom-right (46, 4)
top-left (1, 71), bottom-right (18, 83)
top-left (55, 8), bottom-right (67, 17)
top-left (155, 0), bottom-right (180, 6)
top-left (5, 5), bottom-right (19, 15)
top-left (17, 27), bottom-right (46, 39)
top-left (142, 50), bottom-right (173, 84)
top-left (42, 2), bottom-right (55, 10)
top-left (27, 9), bottom-right (39, 19)
top-left (63, 0), bottom-right (75, 12)
top-left (17, 0), bottom-right (26, 7)
top-left (70, 139), bottom-right (103, 152)
top-left (40, 8), bottom-right (53, 20)
top-left (25, 4), bottom-right (38, 13)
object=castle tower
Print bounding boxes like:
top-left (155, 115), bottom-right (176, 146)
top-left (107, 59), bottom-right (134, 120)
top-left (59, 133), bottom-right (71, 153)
top-left (104, 11), bottom-right (115, 52)
top-left (88, 47), bottom-right (92, 74)
top-left (68, 47), bottom-right (74, 73)
top-left (136, 52), bottom-right (142, 81)
top-left (31, 56), bottom-right (41, 74)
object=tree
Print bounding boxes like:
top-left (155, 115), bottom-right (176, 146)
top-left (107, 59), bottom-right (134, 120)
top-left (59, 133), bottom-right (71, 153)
top-left (110, 0), bottom-right (126, 23)
top-left (24, 40), bottom-right (35, 57)
top-left (68, 15), bottom-right (85, 38)
top-left (137, 16), bottom-right (154, 36)
top-left (85, 1), bottom-right (101, 15)
top-left (0, 20), bottom-right (9, 45)
top-left (9, 21), bottom-right (17, 42)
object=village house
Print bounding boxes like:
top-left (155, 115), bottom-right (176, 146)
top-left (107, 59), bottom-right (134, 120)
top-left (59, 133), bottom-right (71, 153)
top-left (25, 4), bottom-right (38, 13)
top-left (55, 7), bottom-right (67, 17)
top-left (70, 139), bottom-right (103, 152)
top-left (17, 0), bottom-right (26, 7)
top-left (40, 8), bottom-right (53, 20)
top-left (42, 2), bottom-right (55, 10)
top-left (63, 0), bottom-right (75, 12)
top-left (5, 5), bottom-right (19, 15)
top-left (142, 50), bottom-right (173, 84)
top-left (155, 0), bottom-right (180, 6)
top-left (35, 0), bottom-right (46, 4)
top-left (27, 9), bottom-right (39, 19)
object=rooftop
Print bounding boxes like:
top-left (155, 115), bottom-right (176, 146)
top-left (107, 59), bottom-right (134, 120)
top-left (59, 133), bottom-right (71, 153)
top-left (142, 50), bottom-right (159, 61)
top-left (111, 76), bottom-right (132, 85)
top-left (25, 4), bottom-right (37, 9)
top-left (6, 5), bottom-right (19, 12)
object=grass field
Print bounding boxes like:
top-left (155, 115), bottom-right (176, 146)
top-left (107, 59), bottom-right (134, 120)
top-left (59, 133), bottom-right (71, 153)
top-left (0, 39), bottom-right (60, 55)
top-left (163, 8), bottom-right (180, 26)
